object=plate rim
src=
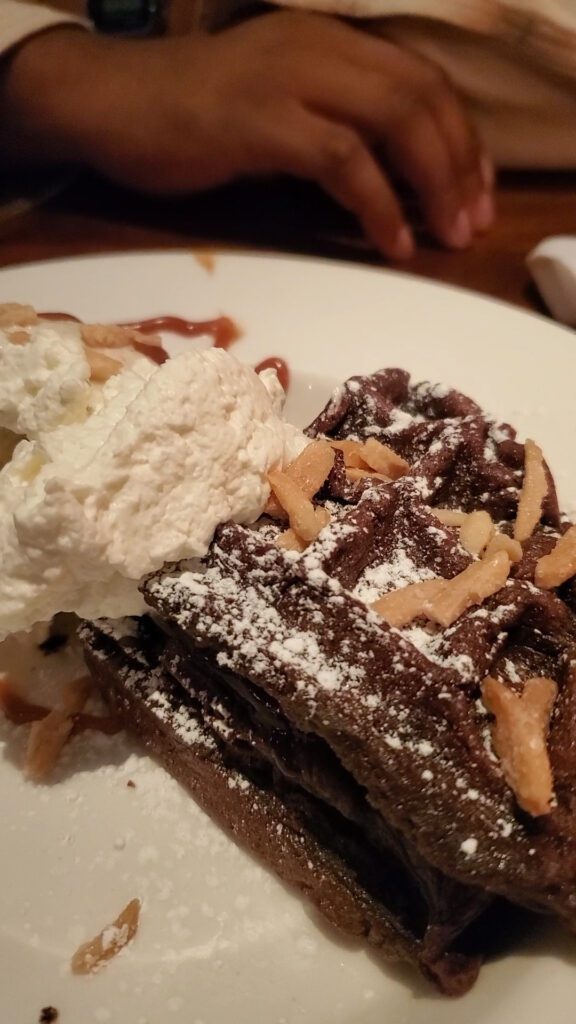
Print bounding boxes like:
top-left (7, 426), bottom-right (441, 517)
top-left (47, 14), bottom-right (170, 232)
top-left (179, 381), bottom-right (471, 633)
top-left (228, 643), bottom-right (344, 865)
top-left (1, 244), bottom-right (575, 1024)
top-left (0, 246), bottom-right (571, 345)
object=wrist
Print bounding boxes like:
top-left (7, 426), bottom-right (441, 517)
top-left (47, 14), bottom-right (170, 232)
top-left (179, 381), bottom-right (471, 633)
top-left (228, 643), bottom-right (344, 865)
top-left (0, 27), bottom-right (121, 167)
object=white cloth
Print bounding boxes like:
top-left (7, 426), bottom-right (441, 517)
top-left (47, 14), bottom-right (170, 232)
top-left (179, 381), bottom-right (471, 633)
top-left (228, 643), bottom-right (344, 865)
top-left (0, 0), bottom-right (83, 53)
top-left (274, 0), bottom-right (576, 166)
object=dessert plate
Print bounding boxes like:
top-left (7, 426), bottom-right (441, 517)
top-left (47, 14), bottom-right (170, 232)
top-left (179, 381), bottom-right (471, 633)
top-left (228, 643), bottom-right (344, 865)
top-left (1, 251), bottom-right (575, 1024)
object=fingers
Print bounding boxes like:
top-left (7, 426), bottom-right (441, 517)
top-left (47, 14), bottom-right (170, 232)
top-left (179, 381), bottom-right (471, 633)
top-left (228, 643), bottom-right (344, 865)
top-left (268, 106), bottom-right (414, 261)
top-left (271, 18), bottom-right (494, 248)
top-left (423, 70), bottom-right (494, 234)
top-left (301, 62), bottom-right (487, 249)
top-left (217, 12), bottom-right (495, 254)
top-left (331, 26), bottom-right (495, 236)
top-left (383, 103), bottom-right (475, 250)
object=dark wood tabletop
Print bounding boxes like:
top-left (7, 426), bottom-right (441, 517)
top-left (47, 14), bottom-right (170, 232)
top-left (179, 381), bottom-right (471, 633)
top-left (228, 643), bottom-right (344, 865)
top-left (1, 169), bottom-right (575, 313)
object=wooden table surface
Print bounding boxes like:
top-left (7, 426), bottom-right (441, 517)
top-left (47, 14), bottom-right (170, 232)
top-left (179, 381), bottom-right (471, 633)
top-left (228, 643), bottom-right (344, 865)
top-left (1, 169), bottom-right (575, 312)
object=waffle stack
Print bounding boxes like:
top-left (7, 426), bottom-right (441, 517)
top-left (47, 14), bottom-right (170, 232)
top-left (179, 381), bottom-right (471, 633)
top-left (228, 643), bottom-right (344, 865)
top-left (81, 368), bottom-right (576, 995)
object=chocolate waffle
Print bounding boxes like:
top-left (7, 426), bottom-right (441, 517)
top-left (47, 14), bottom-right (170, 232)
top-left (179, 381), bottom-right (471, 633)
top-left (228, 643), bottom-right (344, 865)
top-left (81, 369), bottom-right (576, 996)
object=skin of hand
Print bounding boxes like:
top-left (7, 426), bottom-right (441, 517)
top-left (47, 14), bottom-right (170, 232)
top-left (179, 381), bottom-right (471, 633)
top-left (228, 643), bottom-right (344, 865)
top-left (0, 12), bottom-right (494, 259)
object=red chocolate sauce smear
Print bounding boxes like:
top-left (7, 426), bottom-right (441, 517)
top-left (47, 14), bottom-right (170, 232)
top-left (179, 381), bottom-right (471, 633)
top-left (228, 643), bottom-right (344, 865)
top-left (38, 312), bottom-right (81, 322)
top-left (122, 315), bottom-right (241, 350)
top-left (38, 312), bottom-right (239, 347)
top-left (254, 357), bottom-right (290, 393)
top-left (38, 312), bottom-right (290, 390)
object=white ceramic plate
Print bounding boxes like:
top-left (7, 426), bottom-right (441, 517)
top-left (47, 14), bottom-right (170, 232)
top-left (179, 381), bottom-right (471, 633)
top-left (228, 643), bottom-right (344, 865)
top-left (1, 251), bottom-right (576, 1024)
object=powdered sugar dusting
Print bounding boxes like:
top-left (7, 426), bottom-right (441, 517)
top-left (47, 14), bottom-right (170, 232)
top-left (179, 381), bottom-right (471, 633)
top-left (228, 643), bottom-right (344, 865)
top-left (353, 547), bottom-right (435, 605)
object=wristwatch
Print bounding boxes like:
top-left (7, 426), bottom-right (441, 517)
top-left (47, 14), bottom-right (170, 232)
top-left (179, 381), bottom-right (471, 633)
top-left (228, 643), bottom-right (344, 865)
top-left (87, 0), bottom-right (164, 35)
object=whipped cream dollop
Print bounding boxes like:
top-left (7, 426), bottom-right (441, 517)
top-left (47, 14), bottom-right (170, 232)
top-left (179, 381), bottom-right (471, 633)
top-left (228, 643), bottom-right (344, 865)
top-left (0, 321), bottom-right (304, 638)
top-left (0, 320), bottom-right (92, 438)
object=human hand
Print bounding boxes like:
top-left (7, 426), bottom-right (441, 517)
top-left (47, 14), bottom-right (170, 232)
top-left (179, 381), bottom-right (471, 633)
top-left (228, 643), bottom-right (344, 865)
top-left (1, 13), bottom-right (494, 259)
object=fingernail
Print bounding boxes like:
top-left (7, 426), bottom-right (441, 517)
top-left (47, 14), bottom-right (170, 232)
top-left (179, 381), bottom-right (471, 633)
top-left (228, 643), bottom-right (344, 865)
top-left (446, 209), bottom-right (472, 249)
top-left (470, 191), bottom-right (494, 232)
top-left (392, 225), bottom-right (415, 261)
top-left (480, 153), bottom-right (495, 190)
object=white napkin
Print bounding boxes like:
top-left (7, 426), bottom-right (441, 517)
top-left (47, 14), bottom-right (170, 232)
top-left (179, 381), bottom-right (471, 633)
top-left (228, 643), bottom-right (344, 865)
top-left (528, 237), bottom-right (576, 326)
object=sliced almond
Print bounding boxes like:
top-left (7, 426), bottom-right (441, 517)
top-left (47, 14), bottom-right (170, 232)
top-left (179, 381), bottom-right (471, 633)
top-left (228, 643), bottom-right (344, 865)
top-left (484, 532), bottom-right (523, 563)
top-left (361, 438), bottom-right (409, 479)
top-left (329, 440), bottom-right (366, 467)
top-left (535, 524), bottom-right (576, 589)
top-left (6, 328), bottom-right (30, 345)
top-left (341, 448), bottom-right (366, 469)
top-left (482, 675), bottom-right (557, 817)
top-left (71, 898), bottom-right (141, 974)
top-left (429, 550), bottom-right (510, 628)
top-left (371, 579), bottom-right (446, 628)
top-left (25, 710), bottom-right (76, 782)
top-left (81, 323), bottom-right (162, 348)
top-left (432, 508), bottom-right (467, 527)
top-left (459, 510), bottom-right (494, 556)
top-left (266, 440), bottom-right (335, 517)
top-left (346, 467), bottom-right (390, 483)
top-left (276, 508), bottom-right (329, 553)
top-left (286, 440), bottom-right (335, 498)
top-left (25, 676), bottom-right (91, 782)
top-left (0, 303), bottom-right (38, 328)
top-left (314, 506), bottom-right (331, 531)
top-left (514, 439), bottom-right (548, 542)
top-left (85, 348), bottom-right (123, 382)
top-left (276, 528), bottom-right (307, 553)
top-left (372, 551), bottom-right (510, 630)
top-left (264, 495), bottom-right (284, 518)
top-left (193, 249), bottom-right (216, 274)
top-left (268, 470), bottom-right (322, 543)
top-left (130, 331), bottom-right (163, 348)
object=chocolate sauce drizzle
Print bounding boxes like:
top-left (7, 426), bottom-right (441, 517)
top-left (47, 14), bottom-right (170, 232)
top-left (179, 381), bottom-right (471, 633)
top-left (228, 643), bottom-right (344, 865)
top-left (38, 312), bottom-right (289, 390)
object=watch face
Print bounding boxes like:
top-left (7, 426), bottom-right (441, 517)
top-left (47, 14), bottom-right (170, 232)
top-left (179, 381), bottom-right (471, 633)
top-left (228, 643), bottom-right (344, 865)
top-left (87, 0), bottom-right (162, 34)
